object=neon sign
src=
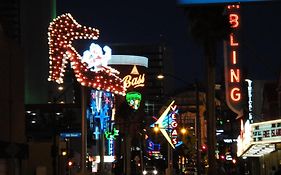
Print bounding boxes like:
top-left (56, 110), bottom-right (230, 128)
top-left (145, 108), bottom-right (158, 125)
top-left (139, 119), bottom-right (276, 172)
top-left (126, 92), bottom-right (142, 110)
top-left (224, 5), bottom-right (243, 118)
top-left (153, 100), bottom-right (179, 149)
top-left (47, 13), bottom-right (126, 95)
top-left (245, 79), bottom-right (253, 123)
top-left (105, 128), bottom-right (119, 140)
top-left (82, 43), bottom-right (113, 72)
top-left (170, 105), bottom-right (179, 145)
top-left (88, 90), bottom-right (114, 132)
top-left (251, 119), bottom-right (281, 144)
top-left (122, 65), bottom-right (145, 89)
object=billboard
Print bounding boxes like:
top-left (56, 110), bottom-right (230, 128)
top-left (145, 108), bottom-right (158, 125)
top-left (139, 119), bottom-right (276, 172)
top-left (178, 0), bottom-right (276, 5)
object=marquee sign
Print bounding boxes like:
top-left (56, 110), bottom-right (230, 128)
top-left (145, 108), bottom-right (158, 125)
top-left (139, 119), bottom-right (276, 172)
top-left (252, 119), bottom-right (281, 144)
top-left (237, 119), bottom-right (281, 157)
top-left (224, 5), bottom-right (243, 118)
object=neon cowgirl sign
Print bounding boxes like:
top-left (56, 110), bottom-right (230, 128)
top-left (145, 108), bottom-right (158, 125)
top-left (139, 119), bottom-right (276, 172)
top-left (224, 5), bottom-right (243, 118)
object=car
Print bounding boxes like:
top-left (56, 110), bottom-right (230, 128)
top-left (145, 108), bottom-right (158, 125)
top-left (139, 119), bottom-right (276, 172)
top-left (143, 166), bottom-right (158, 175)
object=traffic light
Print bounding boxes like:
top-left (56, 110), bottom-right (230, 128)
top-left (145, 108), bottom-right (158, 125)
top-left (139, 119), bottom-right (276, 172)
top-left (68, 160), bottom-right (73, 167)
top-left (201, 145), bottom-right (207, 151)
top-left (201, 145), bottom-right (208, 159)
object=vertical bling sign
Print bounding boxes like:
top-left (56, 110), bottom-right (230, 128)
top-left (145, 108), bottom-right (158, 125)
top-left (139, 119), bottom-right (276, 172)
top-left (224, 5), bottom-right (243, 118)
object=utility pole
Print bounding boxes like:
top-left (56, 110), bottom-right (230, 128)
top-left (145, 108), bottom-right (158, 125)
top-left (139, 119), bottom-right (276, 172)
top-left (195, 80), bottom-right (201, 175)
top-left (81, 86), bottom-right (87, 175)
top-left (205, 40), bottom-right (217, 175)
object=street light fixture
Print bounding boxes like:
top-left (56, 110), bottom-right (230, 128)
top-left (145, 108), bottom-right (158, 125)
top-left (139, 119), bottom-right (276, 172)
top-left (154, 124), bottom-right (160, 133)
top-left (58, 85), bottom-right (64, 91)
top-left (157, 74), bottom-right (165, 80)
top-left (180, 128), bottom-right (187, 135)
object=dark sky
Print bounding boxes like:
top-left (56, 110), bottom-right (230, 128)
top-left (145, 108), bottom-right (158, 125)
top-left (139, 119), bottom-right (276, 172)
top-left (57, 0), bottom-right (281, 84)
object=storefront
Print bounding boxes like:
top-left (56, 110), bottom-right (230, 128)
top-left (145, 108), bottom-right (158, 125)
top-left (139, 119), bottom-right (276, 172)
top-left (237, 119), bottom-right (281, 174)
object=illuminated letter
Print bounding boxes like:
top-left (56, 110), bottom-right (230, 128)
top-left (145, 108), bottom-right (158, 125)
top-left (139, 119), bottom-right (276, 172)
top-left (171, 105), bottom-right (177, 111)
top-left (232, 51), bottom-right (237, 64)
top-left (171, 121), bottom-right (178, 128)
top-left (230, 88), bottom-right (241, 101)
top-left (230, 69), bottom-right (240, 82)
top-left (172, 130), bottom-right (178, 136)
top-left (172, 138), bottom-right (178, 145)
top-left (230, 34), bottom-right (239, 46)
top-left (229, 14), bottom-right (239, 28)
top-left (123, 75), bottom-right (132, 89)
top-left (171, 113), bottom-right (176, 119)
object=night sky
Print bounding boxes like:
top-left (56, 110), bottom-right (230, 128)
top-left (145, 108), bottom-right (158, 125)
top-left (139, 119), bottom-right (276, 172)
top-left (57, 0), bottom-right (281, 85)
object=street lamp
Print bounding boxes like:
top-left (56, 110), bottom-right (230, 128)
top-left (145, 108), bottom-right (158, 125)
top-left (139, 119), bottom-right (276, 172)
top-left (180, 128), bottom-right (187, 135)
top-left (154, 124), bottom-right (160, 133)
top-left (157, 74), bottom-right (165, 80)
top-left (152, 124), bottom-right (173, 175)
top-left (151, 100), bottom-right (176, 175)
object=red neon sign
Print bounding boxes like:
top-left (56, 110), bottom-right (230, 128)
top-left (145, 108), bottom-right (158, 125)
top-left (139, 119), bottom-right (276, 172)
top-left (224, 5), bottom-right (243, 118)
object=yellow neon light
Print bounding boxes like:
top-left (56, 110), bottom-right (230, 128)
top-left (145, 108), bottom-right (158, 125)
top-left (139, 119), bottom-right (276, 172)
top-left (123, 74), bottom-right (145, 89)
top-left (232, 51), bottom-right (237, 64)
top-left (230, 87), bottom-right (241, 101)
top-left (230, 69), bottom-right (240, 82)
top-left (155, 100), bottom-right (175, 149)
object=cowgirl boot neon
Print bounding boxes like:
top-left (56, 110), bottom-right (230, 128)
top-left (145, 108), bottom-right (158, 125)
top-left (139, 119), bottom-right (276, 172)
top-left (48, 13), bottom-right (126, 95)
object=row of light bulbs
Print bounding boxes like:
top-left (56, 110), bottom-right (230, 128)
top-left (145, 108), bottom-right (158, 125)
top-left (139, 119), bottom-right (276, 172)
top-left (48, 13), bottom-right (126, 96)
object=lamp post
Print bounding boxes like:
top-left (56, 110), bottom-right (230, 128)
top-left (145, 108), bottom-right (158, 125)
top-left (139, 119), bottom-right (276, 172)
top-left (153, 123), bottom-right (173, 175)
top-left (157, 73), bottom-right (202, 175)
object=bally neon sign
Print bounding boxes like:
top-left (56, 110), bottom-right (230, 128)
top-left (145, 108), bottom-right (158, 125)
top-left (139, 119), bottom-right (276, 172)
top-left (224, 4), bottom-right (243, 118)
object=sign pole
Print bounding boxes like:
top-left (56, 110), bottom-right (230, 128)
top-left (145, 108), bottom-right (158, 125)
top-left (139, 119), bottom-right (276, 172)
top-left (81, 86), bottom-right (87, 174)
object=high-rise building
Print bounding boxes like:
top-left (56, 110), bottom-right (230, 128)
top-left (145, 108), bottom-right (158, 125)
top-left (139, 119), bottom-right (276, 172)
top-left (0, 0), bottom-right (26, 173)
top-left (0, 0), bottom-right (20, 42)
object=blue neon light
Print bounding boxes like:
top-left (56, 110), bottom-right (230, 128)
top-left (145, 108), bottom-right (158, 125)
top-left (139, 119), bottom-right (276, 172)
top-left (88, 90), bottom-right (114, 132)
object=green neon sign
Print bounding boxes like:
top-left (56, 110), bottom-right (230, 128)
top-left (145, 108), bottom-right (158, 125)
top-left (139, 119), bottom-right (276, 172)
top-left (126, 92), bottom-right (142, 110)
